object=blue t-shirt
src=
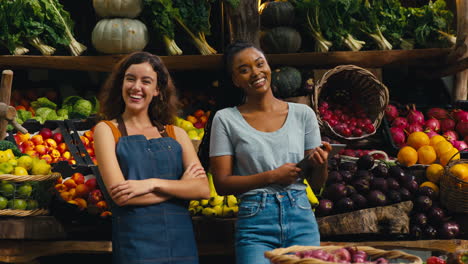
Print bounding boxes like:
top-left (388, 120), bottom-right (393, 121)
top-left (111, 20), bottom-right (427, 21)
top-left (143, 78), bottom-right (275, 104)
top-left (209, 102), bottom-right (322, 196)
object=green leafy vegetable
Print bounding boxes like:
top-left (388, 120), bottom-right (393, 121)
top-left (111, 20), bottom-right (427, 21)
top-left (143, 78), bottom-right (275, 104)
top-left (30, 97), bottom-right (57, 110)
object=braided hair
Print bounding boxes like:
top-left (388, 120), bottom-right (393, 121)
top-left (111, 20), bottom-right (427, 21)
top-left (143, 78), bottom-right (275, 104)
top-left (198, 41), bottom-right (264, 170)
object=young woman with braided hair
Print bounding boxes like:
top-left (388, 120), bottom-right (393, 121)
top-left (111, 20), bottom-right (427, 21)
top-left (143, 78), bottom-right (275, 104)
top-left (198, 41), bottom-right (331, 264)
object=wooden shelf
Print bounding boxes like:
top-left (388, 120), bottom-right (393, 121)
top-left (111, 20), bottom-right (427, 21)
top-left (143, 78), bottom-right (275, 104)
top-left (0, 48), bottom-right (451, 72)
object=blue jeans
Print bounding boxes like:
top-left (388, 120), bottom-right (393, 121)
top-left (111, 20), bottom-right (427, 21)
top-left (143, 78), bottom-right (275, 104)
top-left (235, 190), bottom-right (320, 264)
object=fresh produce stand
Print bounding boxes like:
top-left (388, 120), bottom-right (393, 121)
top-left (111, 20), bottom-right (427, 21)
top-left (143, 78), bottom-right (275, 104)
top-left (0, 0), bottom-right (467, 263)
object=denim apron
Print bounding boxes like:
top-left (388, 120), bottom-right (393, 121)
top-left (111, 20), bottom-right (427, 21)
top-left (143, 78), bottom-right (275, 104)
top-left (108, 119), bottom-right (198, 264)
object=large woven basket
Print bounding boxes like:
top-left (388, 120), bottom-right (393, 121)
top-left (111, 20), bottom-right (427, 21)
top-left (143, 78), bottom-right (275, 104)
top-left (0, 172), bottom-right (61, 217)
top-left (440, 152), bottom-right (468, 213)
top-left (265, 245), bottom-right (423, 264)
top-left (313, 65), bottom-right (389, 141)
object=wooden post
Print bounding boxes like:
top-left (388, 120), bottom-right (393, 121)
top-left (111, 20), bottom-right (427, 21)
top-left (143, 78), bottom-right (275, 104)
top-left (451, 0), bottom-right (468, 101)
top-left (225, 0), bottom-right (261, 48)
top-left (0, 70), bottom-right (13, 140)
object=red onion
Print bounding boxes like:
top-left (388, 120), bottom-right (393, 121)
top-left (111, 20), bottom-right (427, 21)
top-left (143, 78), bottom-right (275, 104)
top-left (426, 107), bottom-right (449, 120)
top-left (455, 121), bottom-right (468, 138)
top-left (406, 123), bottom-right (423, 134)
top-left (392, 129), bottom-right (406, 146)
top-left (385, 104), bottom-right (399, 122)
top-left (426, 130), bottom-right (438, 138)
top-left (440, 118), bottom-right (456, 132)
top-left (424, 118), bottom-right (440, 132)
top-left (392, 117), bottom-right (408, 129)
top-left (452, 109), bottom-right (468, 122)
top-left (452, 140), bottom-right (468, 151)
top-left (406, 105), bottom-right (425, 125)
top-left (443, 130), bottom-right (458, 143)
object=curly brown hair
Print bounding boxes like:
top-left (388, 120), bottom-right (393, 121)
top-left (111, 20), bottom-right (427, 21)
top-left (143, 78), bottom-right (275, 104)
top-left (98, 51), bottom-right (179, 127)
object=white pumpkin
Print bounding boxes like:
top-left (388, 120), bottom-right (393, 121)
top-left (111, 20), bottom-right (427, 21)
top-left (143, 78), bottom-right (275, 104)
top-left (93, 0), bottom-right (142, 18)
top-left (92, 18), bottom-right (148, 54)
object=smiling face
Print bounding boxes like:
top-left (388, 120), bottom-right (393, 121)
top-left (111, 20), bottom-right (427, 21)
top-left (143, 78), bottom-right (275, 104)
top-left (231, 47), bottom-right (271, 96)
top-left (122, 62), bottom-right (158, 113)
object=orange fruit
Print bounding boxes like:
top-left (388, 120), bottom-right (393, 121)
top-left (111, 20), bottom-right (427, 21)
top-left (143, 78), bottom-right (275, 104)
top-left (420, 181), bottom-right (440, 195)
top-left (426, 164), bottom-right (444, 184)
top-left (449, 164), bottom-right (468, 181)
top-left (417, 145), bottom-right (437, 165)
top-left (439, 148), bottom-right (460, 166)
top-left (429, 135), bottom-right (446, 147)
top-left (407, 132), bottom-right (430, 150)
top-left (434, 140), bottom-right (453, 157)
top-left (397, 146), bottom-right (418, 167)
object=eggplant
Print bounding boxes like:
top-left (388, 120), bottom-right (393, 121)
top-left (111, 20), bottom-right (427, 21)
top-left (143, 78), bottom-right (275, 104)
top-left (414, 195), bottom-right (433, 212)
top-left (345, 185), bottom-right (357, 197)
top-left (399, 188), bottom-right (413, 201)
top-left (356, 155), bottom-right (374, 170)
top-left (417, 186), bottom-right (437, 200)
top-left (339, 170), bottom-right (354, 183)
top-left (328, 157), bottom-right (340, 171)
top-left (371, 164), bottom-right (389, 178)
top-left (387, 189), bottom-right (402, 204)
top-left (352, 178), bottom-right (370, 194)
top-left (371, 177), bottom-right (388, 193)
top-left (315, 199), bottom-right (333, 217)
top-left (438, 221), bottom-right (460, 239)
top-left (340, 162), bottom-right (357, 174)
top-left (388, 165), bottom-right (405, 180)
top-left (350, 193), bottom-right (368, 210)
top-left (355, 170), bottom-right (373, 181)
top-left (335, 197), bottom-right (355, 213)
top-left (422, 225), bottom-right (438, 239)
top-left (323, 183), bottom-right (348, 202)
top-left (367, 190), bottom-right (387, 207)
top-left (403, 180), bottom-right (419, 194)
top-left (327, 171), bottom-right (343, 184)
top-left (427, 206), bottom-right (446, 225)
top-left (410, 225), bottom-right (423, 239)
top-left (386, 178), bottom-right (400, 190)
top-left (411, 212), bottom-right (428, 226)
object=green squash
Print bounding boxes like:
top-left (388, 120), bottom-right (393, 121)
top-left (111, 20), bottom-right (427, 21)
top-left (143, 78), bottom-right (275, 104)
top-left (260, 1), bottom-right (295, 28)
top-left (271, 66), bottom-right (303, 98)
top-left (260, 27), bottom-right (301, 54)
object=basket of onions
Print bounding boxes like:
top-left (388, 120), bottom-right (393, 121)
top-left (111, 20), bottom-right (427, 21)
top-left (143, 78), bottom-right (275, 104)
top-left (264, 245), bottom-right (422, 264)
top-left (313, 65), bottom-right (389, 142)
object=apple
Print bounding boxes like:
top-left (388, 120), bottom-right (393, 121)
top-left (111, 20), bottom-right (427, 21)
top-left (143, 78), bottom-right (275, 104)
top-left (8, 199), bottom-right (27, 210)
top-left (63, 179), bottom-right (77, 189)
top-left (84, 130), bottom-right (94, 141)
top-left (57, 142), bottom-right (68, 154)
top-left (80, 136), bottom-right (90, 147)
top-left (60, 191), bottom-right (73, 201)
top-left (71, 173), bottom-right (85, 185)
top-left (88, 189), bottom-right (103, 204)
top-left (14, 134), bottom-right (20, 145)
top-left (200, 115), bottom-right (208, 124)
top-left (91, 156), bottom-right (98, 165)
top-left (26, 200), bottom-right (39, 210)
top-left (86, 147), bottom-right (95, 157)
top-left (0, 196), bottom-right (8, 209)
top-left (85, 178), bottom-right (97, 190)
top-left (52, 133), bottom-right (63, 144)
top-left (17, 132), bottom-right (30, 143)
top-left (96, 200), bottom-right (108, 211)
top-left (39, 128), bottom-right (53, 140)
top-left (74, 197), bottom-right (87, 210)
top-left (45, 138), bottom-right (57, 149)
top-left (75, 184), bottom-right (90, 198)
top-left (35, 144), bottom-right (48, 155)
top-left (21, 140), bottom-right (35, 151)
top-left (24, 150), bottom-right (38, 158)
top-left (100, 211), bottom-right (112, 218)
top-left (17, 184), bottom-right (32, 198)
top-left (40, 154), bottom-right (53, 164)
top-left (31, 134), bottom-right (44, 145)
top-left (50, 149), bottom-right (61, 161)
top-left (62, 151), bottom-right (72, 160)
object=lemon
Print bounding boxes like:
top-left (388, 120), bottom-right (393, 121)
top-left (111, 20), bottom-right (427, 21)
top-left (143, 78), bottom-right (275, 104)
top-left (0, 151), bottom-right (8, 163)
top-left (187, 130), bottom-right (199, 140)
top-left (31, 160), bottom-right (51, 175)
top-left (180, 120), bottom-right (195, 132)
top-left (4, 149), bottom-right (14, 160)
top-left (420, 181), bottom-right (440, 195)
top-left (0, 163), bottom-right (14, 174)
top-left (7, 159), bottom-right (17, 167)
top-left (449, 164), bottom-right (468, 181)
top-left (430, 135), bottom-right (446, 147)
top-left (434, 141), bottom-right (453, 157)
top-left (17, 156), bottom-right (33, 171)
top-left (426, 164), bottom-right (444, 184)
top-left (13, 166), bottom-right (28, 176)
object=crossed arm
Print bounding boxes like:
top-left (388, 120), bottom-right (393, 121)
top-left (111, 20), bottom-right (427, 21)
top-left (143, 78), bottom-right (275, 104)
top-left (94, 122), bottom-right (210, 207)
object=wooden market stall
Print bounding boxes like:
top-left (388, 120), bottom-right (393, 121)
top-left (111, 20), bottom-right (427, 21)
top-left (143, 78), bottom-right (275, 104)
top-left (0, 0), bottom-right (467, 263)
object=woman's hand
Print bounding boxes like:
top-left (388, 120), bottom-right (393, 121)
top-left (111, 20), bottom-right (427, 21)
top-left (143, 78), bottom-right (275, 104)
top-left (110, 179), bottom-right (156, 201)
top-left (272, 163), bottom-right (302, 185)
top-left (308, 141), bottom-right (332, 167)
top-left (181, 162), bottom-right (206, 180)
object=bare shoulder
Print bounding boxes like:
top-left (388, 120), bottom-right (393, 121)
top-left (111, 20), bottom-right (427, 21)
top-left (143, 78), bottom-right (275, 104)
top-left (173, 125), bottom-right (188, 138)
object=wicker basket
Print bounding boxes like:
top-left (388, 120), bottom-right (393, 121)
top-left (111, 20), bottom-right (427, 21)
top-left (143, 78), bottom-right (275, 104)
top-left (265, 245), bottom-right (423, 264)
top-left (440, 152), bottom-right (468, 213)
top-left (313, 65), bottom-right (389, 141)
top-left (0, 172), bottom-right (61, 217)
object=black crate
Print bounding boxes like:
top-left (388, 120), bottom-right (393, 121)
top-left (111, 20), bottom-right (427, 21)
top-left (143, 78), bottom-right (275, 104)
top-left (65, 119), bottom-right (96, 167)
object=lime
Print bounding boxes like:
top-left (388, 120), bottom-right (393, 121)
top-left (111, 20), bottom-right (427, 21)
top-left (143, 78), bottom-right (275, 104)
top-left (0, 163), bottom-right (13, 174)
top-left (26, 199), bottom-right (39, 210)
top-left (0, 196), bottom-right (7, 209)
top-left (17, 184), bottom-right (32, 198)
top-left (8, 199), bottom-right (27, 210)
top-left (0, 183), bottom-right (15, 198)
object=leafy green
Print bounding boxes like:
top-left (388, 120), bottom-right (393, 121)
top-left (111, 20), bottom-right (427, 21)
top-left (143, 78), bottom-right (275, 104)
top-left (30, 97), bottom-right (57, 110)
top-left (172, 0), bottom-right (217, 55)
top-left (0, 0), bottom-right (29, 55)
top-left (142, 0), bottom-right (183, 55)
top-left (374, 0), bottom-right (411, 49)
